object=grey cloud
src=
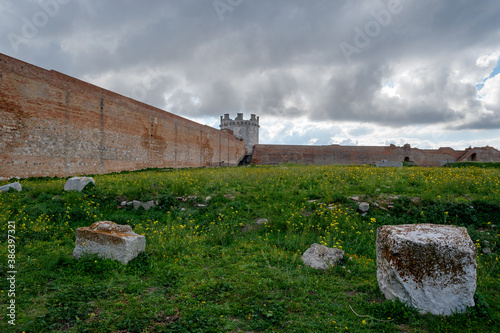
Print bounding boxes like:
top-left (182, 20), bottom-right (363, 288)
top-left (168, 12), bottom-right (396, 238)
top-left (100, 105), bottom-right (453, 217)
top-left (1, 0), bottom-right (500, 135)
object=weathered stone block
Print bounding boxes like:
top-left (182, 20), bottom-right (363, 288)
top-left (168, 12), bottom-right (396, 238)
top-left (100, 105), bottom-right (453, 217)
top-left (302, 243), bottom-right (344, 270)
top-left (0, 182), bottom-right (22, 192)
top-left (64, 177), bottom-right (95, 191)
top-left (358, 202), bottom-right (370, 212)
top-left (256, 218), bottom-right (268, 225)
top-left (376, 224), bottom-right (476, 316)
top-left (73, 221), bottom-right (146, 264)
top-left (376, 160), bottom-right (403, 168)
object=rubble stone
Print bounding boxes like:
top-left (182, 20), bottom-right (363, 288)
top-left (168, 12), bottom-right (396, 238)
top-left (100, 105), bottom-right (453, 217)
top-left (73, 221), bottom-right (146, 265)
top-left (64, 177), bottom-right (95, 191)
top-left (376, 224), bottom-right (476, 316)
top-left (0, 182), bottom-right (22, 192)
top-left (358, 202), bottom-right (370, 212)
top-left (302, 243), bottom-right (344, 270)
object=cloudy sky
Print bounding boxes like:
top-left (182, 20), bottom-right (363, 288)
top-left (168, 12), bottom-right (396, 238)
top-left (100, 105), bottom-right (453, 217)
top-left (2, 0), bottom-right (500, 149)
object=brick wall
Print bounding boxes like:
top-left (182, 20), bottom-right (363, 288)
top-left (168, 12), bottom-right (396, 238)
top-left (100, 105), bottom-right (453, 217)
top-left (251, 144), bottom-right (500, 167)
top-left (0, 53), bottom-right (246, 179)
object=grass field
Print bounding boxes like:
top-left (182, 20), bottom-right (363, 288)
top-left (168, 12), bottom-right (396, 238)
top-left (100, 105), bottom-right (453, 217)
top-left (0, 164), bottom-right (499, 332)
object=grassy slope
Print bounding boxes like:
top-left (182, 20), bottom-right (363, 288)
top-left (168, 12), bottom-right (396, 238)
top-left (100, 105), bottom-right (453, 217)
top-left (0, 164), bottom-right (499, 332)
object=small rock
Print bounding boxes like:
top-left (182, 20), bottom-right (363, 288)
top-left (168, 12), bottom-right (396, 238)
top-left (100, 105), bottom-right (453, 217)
top-left (141, 200), bottom-right (156, 210)
top-left (120, 201), bottom-right (127, 206)
top-left (482, 248), bottom-right (492, 255)
top-left (256, 218), bottom-right (268, 225)
top-left (64, 177), bottom-right (95, 192)
top-left (0, 182), bottom-right (22, 192)
top-left (131, 200), bottom-right (157, 210)
top-left (358, 202), bottom-right (370, 212)
top-left (376, 160), bottom-right (403, 168)
top-left (301, 243), bottom-right (344, 270)
top-left (197, 204), bottom-right (207, 208)
top-left (205, 196), bottom-right (211, 201)
top-left (348, 196), bottom-right (359, 201)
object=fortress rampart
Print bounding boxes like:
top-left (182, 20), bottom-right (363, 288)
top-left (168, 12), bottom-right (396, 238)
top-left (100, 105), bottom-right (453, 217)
top-left (0, 53), bottom-right (246, 179)
top-left (2, 53), bottom-right (500, 179)
top-left (251, 144), bottom-right (500, 167)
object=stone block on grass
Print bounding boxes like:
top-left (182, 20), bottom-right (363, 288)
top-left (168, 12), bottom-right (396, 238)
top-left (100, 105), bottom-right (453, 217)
top-left (376, 224), bottom-right (476, 316)
top-left (0, 182), bottom-right (22, 192)
top-left (64, 177), bottom-right (95, 191)
top-left (358, 202), bottom-right (370, 212)
top-left (302, 243), bottom-right (344, 270)
top-left (376, 160), bottom-right (403, 168)
top-left (73, 221), bottom-right (146, 265)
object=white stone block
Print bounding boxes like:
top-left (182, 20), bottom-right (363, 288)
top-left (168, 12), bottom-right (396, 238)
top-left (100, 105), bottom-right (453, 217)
top-left (256, 218), bottom-right (268, 225)
top-left (358, 202), bottom-right (370, 212)
top-left (302, 243), bottom-right (344, 270)
top-left (64, 177), bottom-right (95, 191)
top-left (376, 160), bottom-right (403, 168)
top-left (0, 182), bottom-right (22, 192)
top-left (73, 221), bottom-right (146, 265)
top-left (376, 224), bottom-right (476, 316)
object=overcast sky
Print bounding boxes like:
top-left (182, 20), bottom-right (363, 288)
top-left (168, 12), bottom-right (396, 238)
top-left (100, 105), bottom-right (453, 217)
top-left (2, 0), bottom-right (500, 149)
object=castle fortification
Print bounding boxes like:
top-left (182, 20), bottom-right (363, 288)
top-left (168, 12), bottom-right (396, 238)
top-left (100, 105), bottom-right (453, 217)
top-left (250, 144), bottom-right (500, 167)
top-left (0, 53), bottom-right (246, 179)
top-left (220, 113), bottom-right (259, 155)
top-left (2, 53), bottom-right (500, 179)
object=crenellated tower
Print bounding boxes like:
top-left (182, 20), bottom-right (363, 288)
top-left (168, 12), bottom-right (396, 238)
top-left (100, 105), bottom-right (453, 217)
top-left (220, 113), bottom-right (260, 155)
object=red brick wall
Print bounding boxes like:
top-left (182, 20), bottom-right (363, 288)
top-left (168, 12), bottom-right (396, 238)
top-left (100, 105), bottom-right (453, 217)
top-left (0, 53), bottom-right (246, 179)
top-left (251, 144), bottom-right (500, 167)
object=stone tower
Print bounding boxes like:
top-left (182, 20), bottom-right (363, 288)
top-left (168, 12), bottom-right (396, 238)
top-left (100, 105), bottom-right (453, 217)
top-left (220, 113), bottom-right (260, 155)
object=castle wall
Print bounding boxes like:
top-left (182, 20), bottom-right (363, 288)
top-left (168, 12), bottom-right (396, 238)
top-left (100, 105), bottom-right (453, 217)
top-left (251, 144), bottom-right (500, 167)
top-left (0, 53), bottom-right (246, 179)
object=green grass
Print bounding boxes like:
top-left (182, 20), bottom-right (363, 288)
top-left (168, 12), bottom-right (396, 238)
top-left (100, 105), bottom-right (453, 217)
top-left (0, 164), bottom-right (499, 332)
top-left (444, 162), bottom-right (500, 169)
